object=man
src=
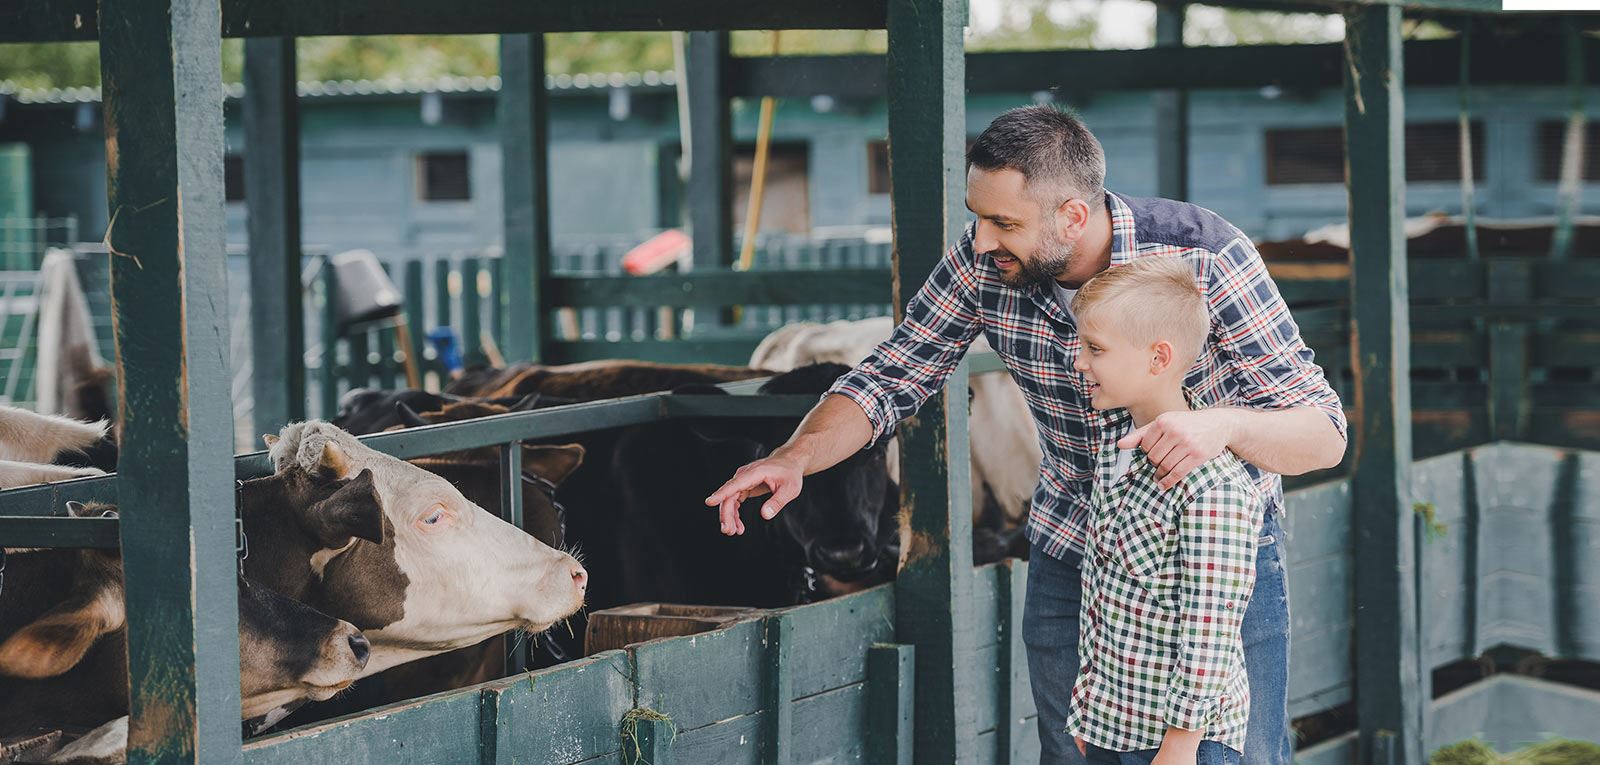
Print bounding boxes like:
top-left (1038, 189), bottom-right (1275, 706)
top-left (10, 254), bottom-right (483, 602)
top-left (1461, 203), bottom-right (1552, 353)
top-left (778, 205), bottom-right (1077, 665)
top-left (706, 105), bottom-right (1346, 764)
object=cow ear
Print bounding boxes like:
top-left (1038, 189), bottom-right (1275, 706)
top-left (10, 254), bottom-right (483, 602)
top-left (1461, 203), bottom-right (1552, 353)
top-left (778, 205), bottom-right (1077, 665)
top-left (521, 443), bottom-right (585, 487)
top-left (262, 434), bottom-right (280, 448)
top-left (0, 583), bottom-right (126, 679)
top-left (316, 441), bottom-right (354, 479)
top-left (394, 401), bottom-right (431, 428)
top-left (308, 468), bottom-right (384, 547)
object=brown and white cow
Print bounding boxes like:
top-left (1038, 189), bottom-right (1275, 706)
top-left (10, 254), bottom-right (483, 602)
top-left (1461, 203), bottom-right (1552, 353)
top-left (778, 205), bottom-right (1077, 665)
top-left (261, 421), bottom-right (588, 676)
top-left (0, 502), bottom-right (371, 765)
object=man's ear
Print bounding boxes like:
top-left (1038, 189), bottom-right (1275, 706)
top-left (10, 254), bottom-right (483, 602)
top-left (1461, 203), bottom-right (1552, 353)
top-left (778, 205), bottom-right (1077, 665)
top-left (304, 468), bottom-right (384, 547)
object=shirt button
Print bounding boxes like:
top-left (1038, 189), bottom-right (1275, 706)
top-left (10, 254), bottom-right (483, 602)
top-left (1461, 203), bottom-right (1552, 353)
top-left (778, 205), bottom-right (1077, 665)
top-left (1226, 601), bottom-right (1235, 609)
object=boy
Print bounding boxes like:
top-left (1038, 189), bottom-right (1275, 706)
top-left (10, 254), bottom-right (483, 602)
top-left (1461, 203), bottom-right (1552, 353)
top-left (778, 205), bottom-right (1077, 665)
top-left (1065, 257), bottom-right (1265, 765)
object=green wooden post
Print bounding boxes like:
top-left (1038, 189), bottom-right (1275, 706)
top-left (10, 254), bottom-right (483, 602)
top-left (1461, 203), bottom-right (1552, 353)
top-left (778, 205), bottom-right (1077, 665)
top-left (995, 561), bottom-right (1028, 763)
top-left (1153, 1), bottom-right (1188, 202)
top-left (867, 643), bottom-right (915, 765)
top-left (435, 257), bottom-right (453, 337)
top-left (347, 327), bottom-right (371, 390)
top-left (320, 260), bottom-right (340, 417)
top-left (687, 31), bottom-right (733, 328)
top-left (1487, 259), bottom-right (1530, 441)
top-left (885, 0), bottom-right (975, 762)
top-left (462, 256), bottom-right (484, 367)
top-left (623, 716), bottom-right (675, 765)
top-left (98, 0), bottom-right (242, 761)
top-left (243, 36), bottom-right (305, 435)
top-left (1343, 7), bottom-right (1423, 763)
top-left (499, 33), bottom-right (551, 363)
top-left (404, 259), bottom-right (427, 370)
top-left (763, 614), bottom-right (794, 764)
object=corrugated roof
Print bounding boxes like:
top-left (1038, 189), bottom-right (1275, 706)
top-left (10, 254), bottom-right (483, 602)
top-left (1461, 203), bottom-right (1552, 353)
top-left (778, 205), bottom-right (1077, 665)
top-left (0, 70), bottom-right (677, 105)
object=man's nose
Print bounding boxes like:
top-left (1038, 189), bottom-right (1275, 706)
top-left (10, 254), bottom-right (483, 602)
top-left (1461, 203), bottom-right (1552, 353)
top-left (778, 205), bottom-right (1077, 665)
top-left (973, 219), bottom-right (999, 254)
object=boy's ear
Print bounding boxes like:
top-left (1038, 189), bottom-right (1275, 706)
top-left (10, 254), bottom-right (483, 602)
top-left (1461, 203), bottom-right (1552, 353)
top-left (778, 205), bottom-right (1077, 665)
top-left (1150, 340), bottom-right (1175, 375)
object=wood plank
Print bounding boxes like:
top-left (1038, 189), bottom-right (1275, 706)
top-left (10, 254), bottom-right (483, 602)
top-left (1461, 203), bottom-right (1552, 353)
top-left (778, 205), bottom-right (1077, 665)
top-left (783, 585), bottom-right (895, 699)
top-left (1487, 259), bottom-right (1532, 440)
top-left (622, 715), bottom-right (679, 765)
top-left (866, 644), bottom-right (914, 765)
top-left (545, 270), bottom-right (890, 308)
top-left (485, 651), bottom-right (633, 765)
top-left (661, 712), bottom-right (761, 765)
top-left (687, 31), bottom-right (733, 301)
top-left (632, 617), bottom-right (764, 732)
top-left (1343, 5), bottom-right (1424, 761)
top-left (762, 614), bottom-right (793, 765)
top-left (244, 36), bottom-right (306, 435)
top-left (1153, 1), bottom-right (1188, 202)
top-left (244, 688), bottom-right (482, 764)
top-left (885, 0), bottom-right (975, 761)
top-left (1412, 452), bottom-right (1473, 668)
top-left (791, 684), bottom-right (868, 763)
top-left (994, 560), bottom-right (1031, 761)
top-left (0, 515), bottom-right (119, 548)
top-left (99, 0), bottom-right (242, 760)
top-left (499, 33), bottom-right (552, 363)
top-left (544, 338), bottom-right (760, 366)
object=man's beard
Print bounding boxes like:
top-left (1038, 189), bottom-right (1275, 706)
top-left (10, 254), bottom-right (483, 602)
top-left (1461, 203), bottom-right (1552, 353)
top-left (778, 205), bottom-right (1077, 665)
top-left (993, 226), bottom-right (1076, 289)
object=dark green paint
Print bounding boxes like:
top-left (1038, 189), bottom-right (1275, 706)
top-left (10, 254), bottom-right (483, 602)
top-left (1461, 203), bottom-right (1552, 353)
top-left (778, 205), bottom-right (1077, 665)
top-left (866, 643), bottom-right (915, 765)
top-left (320, 259), bottom-right (340, 417)
top-left (499, 33), bottom-right (551, 363)
top-left (243, 36), bottom-right (306, 435)
top-left (546, 270), bottom-right (889, 308)
top-left (1153, 2), bottom-right (1189, 202)
top-left (1344, 6), bottom-right (1424, 762)
top-left (762, 615), bottom-right (793, 764)
top-left (687, 31), bottom-right (733, 329)
top-left (98, 0), bottom-right (242, 760)
top-left (885, 0), bottom-right (975, 761)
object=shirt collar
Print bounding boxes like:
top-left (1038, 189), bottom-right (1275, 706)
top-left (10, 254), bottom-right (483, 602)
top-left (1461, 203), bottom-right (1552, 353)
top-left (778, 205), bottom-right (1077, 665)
top-left (1106, 191), bottom-right (1139, 268)
top-left (1096, 386), bottom-right (1209, 448)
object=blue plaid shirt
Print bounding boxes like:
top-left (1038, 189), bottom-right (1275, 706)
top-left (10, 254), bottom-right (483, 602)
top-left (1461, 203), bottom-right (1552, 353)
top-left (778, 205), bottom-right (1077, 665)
top-left (826, 192), bottom-right (1347, 561)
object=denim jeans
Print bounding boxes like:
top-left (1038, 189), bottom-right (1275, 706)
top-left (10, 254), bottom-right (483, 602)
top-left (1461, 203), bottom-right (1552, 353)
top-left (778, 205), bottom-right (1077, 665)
top-left (1084, 740), bottom-right (1242, 765)
top-left (1024, 512), bottom-right (1292, 765)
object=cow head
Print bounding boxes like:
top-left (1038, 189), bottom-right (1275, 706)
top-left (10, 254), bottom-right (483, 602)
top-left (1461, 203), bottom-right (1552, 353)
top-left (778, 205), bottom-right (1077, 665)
top-left (265, 421), bottom-right (587, 675)
top-left (682, 363), bottom-right (894, 590)
top-left (332, 388), bottom-right (460, 435)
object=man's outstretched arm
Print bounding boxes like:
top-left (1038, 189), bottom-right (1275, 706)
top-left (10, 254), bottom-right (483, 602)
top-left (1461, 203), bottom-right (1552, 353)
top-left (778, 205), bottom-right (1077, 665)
top-left (704, 393), bottom-right (874, 535)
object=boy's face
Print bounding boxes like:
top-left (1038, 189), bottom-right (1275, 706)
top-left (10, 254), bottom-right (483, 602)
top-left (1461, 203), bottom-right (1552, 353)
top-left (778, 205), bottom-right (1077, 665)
top-left (1072, 318), bottom-right (1158, 411)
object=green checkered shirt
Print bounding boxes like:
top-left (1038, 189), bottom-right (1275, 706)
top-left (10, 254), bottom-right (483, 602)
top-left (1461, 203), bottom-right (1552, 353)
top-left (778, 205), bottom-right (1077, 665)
top-left (1065, 395), bottom-right (1264, 753)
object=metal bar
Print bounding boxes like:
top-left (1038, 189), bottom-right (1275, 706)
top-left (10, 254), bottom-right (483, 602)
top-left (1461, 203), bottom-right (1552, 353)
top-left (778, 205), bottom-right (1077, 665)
top-left (1153, 2), bottom-right (1189, 202)
top-left (244, 36), bottom-right (306, 435)
top-left (499, 33), bottom-right (551, 363)
top-left (865, 643), bottom-right (915, 765)
top-left (687, 31), bottom-right (734, 330)
top-left (885, 0), bottom-right (974, 761)
top-left (546, 269), bottom-right (890, 308)
top-left (661, 394), bottom-right (819, 419)
top-left (994, 561), bottom-right (1027, 763)
top-left (98, 0), bottom-right (242, 758)
top-left (404, 260), bottom-right (427, 372)
top-left (1343, 6), bottom-right (1424, 762)
top-left (498, 442), bottom-right (529, 676)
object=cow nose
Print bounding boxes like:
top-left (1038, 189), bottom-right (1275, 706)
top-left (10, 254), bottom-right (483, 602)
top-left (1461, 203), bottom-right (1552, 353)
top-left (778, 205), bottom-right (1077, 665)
top-left (820, 542), bottom-right (870, 570)
top-left (570, 563), bottom-right (588, 592)
top-left (347, 633), bottom-right (371, 668)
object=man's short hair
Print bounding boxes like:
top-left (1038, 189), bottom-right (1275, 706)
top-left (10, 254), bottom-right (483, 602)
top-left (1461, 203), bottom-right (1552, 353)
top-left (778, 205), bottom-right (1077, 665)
top-left (1070, 257), bottom-right (1209, 368)
top-left (967, 105), bottom-right (1107, 211)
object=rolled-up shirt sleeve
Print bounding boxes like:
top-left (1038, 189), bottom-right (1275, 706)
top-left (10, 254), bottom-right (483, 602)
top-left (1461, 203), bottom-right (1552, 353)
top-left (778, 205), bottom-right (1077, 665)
top-left (826, 229), bottom-right (983, 446)
top-left (1207, 236), bottom-right (1348, 443)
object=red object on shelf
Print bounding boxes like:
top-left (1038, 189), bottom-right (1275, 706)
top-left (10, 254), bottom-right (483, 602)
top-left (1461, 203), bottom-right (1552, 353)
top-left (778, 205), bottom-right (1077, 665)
top-left (621, 229), bottom-right (692, 276)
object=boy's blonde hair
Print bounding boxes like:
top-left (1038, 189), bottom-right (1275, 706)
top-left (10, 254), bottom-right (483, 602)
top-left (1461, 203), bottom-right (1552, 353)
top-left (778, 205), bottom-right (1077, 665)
top-left (1070, 257), bottom-right (1209, 368)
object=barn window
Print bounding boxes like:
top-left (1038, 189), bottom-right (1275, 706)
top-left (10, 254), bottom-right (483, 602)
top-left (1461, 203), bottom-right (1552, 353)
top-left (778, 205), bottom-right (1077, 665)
top-left (1536, 121), bottom-right (1600, 182)
top-left (224, 154), bottom-right (246, 202)
top-left (733, 142), bottom-right (811, 234)
top-left (417, 151), bottom-right (472, 201)
top-left (1264, 122), bottom-right (1486, 185)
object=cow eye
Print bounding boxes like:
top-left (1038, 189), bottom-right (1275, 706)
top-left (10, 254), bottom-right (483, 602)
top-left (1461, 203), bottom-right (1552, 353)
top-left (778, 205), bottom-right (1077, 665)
top-left (423, 508), bottom-right (445, 525)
